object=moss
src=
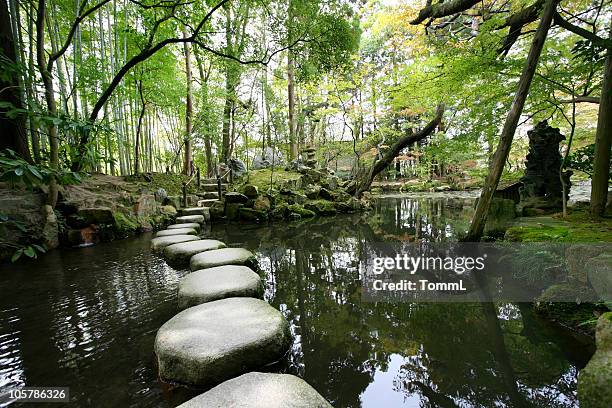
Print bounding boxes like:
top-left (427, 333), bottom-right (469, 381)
top-left (239, 169), bottom-right (302, 192)
top-left (287, 204), bottom-right (316, 218)
top-left (113, 212), bottom-right (138, 235)
top-left (304, 200), bottom-right (337, 216)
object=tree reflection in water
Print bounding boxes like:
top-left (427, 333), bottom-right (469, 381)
top-left (210, 195), bottom-right (585, 407)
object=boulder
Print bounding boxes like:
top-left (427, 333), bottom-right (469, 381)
top-left (163, 239), bottom-right (227, 266)
top-left (78, 207), bottom-right (115, 225)
top-left (242, 185), bottom-right (259, 199)
top-left (154, 188), bottom-right (168, 202)
top-left (176, 215), bottom-right (205, 224)
top-left (305, 200), bottom-right (336, 216)
top-left (151, 235), bottom-right (199, 252)
top-left (239, 208), bottom-right (266, 222)
top-left (225, 192), bottom-right (249, 204)
top-left (154, 298), bottom-right (291, 387)
top-left (155, 228), bottom-right (197, 237)
top-left (287, 204), bottom-right (315, 218)
top-left (160, 205), bottom-right (177, 216)
top-left (253, 196), bottom-right (271, 212)
top-left (190, 248), bottom-right (257, 271)
top-left (167, 222), bottom-right (200, 231)
top-left (134, 194), bottom-right (157, 217)
top-left (252, 147), bottom-right (284, 170)
top-left (567, 244), bottom-right (610, 284)
top-left (178, 265), bottom-right (263, 308)
top-left (209, 201), bottom-right (225, 219)
top-left (304, 185), bottom-right (321, 199)
top-left (225, 203), bottom-right (244, 220)
top-left (176, 372), bottom-right (331, 408)
top-left (228, 158), bottom-right (247, 178)
top-left (578, 312), bottom-right (612, 407)
top-left (587, 253), bottom-right (612, 302)
top-left (318, 188), bottom-right (334, 201)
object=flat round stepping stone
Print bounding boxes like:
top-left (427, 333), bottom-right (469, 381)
top-left (177, 372), bottom-right (332, 408)
top-left (154, 298), bottom-right (291, 387)
top-left (167, 223), bottom-right (200, 231)
top-left (176, 215), bottom-right (205, 225)
top-left (190, 248), bottom-right (257, 271)
top-left (155, 228), bottom-right (197, 237)
top-left (151, 235), bottom-right (199, 252)
top-left (163, 240), bottom-right (227, 266)
top-left (178, 265), bottom-right (263, 309)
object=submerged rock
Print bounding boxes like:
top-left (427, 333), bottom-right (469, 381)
top-left (578, 312), bottom-right (612, 407)
top-left (176, 215), bottom-right (205, 224)
top-left (151, 235), bottom-right (199, 252)
top-left (177, 372), bottom-right (331, 408)
top-left (155, 228), bottom-right (197, 237)
top-left (178, 265), bottom-right (263, 308)
top-left (163, 239), bottom-right (226, 266)
top-left (154, 298), bottom-right (291, 387)
top-left (190, 248), bottom-right (257, 271)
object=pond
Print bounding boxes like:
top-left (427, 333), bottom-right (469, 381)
top-left (0, 194), bottom-right (589, 407)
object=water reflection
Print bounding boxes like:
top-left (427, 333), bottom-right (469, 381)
top-left (0, 195), bottom-right (588, 407)
top-left (209, 195), bottom-right (585, 408)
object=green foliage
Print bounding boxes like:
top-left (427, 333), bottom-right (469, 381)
top-left (0, 150), bottom-right (81, 188)
top-left (567, 144), bottom-right (611, 180)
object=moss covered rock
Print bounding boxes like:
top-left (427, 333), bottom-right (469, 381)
top-left (578, 313), bottom-right (612, 407)
top-left (287, 204), bottom-right (316, 218)
top-left (304, 200), bottom-right (337, 216)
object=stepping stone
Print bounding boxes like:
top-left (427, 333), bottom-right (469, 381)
top-left (190, 248), bottom-right (257, 271)
top-left (176, 215), bottom-right (205, 225)
top-left (155, 228), bottom-right (197, 237)
top-left (154, 298), bottom-right (291, 387)
top-left (177, 372), bottom-right (332, 408)
top-left (151, 235), bottom-right (199, 252)
top-left (178, 265), bottom-right (263, 309)
top-left (163, 240), bottom-right (227, 266)
top-left (180, 207), bottom-right (210, 217)
top-left (167, 223), bottom-right (200, 231)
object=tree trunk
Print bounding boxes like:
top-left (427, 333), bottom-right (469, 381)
top-left (590, 21), bottom-right (612, 217)
top-left (347, 105), bottom-right (444, 197)
top-left (134, 80), bottom-right (145, 174)
top-left (36, 0), bottom-right (59, 206)
top-left (0, 0), bottom-right (32, 162)
top-left (183, 28), bottom-right (193, 175)
top-left (288, 50), bottom-right (297, 160)
top-left (464, 0), bottom-right (558, 241)
top-left (194, 50), bottom-right (213, 176)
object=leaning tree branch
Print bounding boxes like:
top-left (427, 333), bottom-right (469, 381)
top-left (348, 104), bottom-right (445, 197)
top-left (553, 12), bottom-right (612, 49)
top-left (410, 0), bottom-right (482, 25)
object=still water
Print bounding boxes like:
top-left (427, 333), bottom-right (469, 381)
top-left (0, 195), bottom-right (589, 407)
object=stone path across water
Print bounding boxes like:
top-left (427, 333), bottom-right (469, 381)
top-left (176, 372), bottom-right (333, 408)
top-left (147, 209), bottom-right (333, 406)
top-left (163, 239), bottom-right (226, 266)
top-left (151, 234), bottom-right (198, 252)
top-left (155, 228), bottom-right (197, 237)
top-left (155, 297), bottom-right (291, 387)
top-left (178, 265), bottom-right (263, 309)
top-left (167, 222), bottom-right (201, 231)
top-left (190, 247), bottom-right (257, 270)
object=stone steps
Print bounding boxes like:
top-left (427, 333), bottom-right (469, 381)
top-left (196, 199), bottom-right (220, 208)
top-left (199, 183), bottom-right (228, 193)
